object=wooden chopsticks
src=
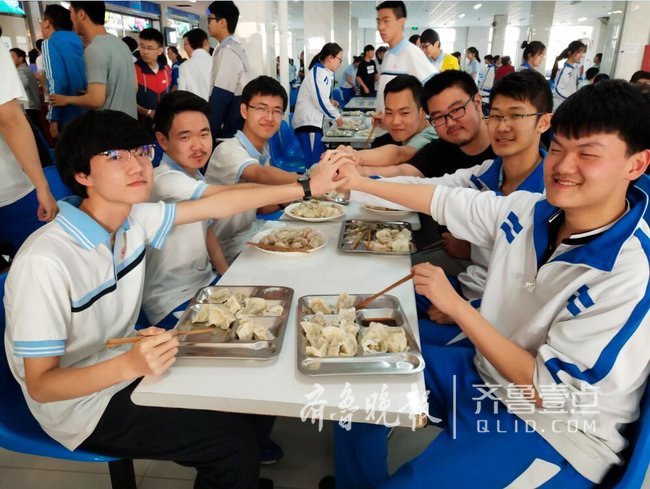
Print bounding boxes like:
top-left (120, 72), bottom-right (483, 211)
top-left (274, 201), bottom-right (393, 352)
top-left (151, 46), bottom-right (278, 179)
top-left (106, 328), bottom-right (215, 348)
top-left (355, 272), bottom-right (415, 310)
top-left (364, 122), bottom-right (377, 149)
top-left (245, 241), bottom-right (309, 253)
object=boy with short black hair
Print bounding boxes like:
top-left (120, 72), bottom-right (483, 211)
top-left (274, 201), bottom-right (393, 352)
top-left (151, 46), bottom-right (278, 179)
top-left (135, 27), bottom-right (171, 134)
top-left (4, 109), bottom-right (346, 488)
top-left (206, 76), bottom-right (300, 263)
top-left (334, 79), bottom-right (650, 489)
top-left (178, 28), bottom-right (212, 101)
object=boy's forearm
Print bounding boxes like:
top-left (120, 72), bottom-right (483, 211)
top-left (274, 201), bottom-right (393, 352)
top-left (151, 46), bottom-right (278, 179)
top-left (354, 178), bottom-right (436, 215)
top-left (452, 301), bottom-right (540, 404)
top-left (206, 231), bottom-right (228, 275)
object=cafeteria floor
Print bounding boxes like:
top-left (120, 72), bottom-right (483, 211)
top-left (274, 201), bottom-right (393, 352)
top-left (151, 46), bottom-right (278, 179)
top-left (0, 417), bottom-right (441, 488)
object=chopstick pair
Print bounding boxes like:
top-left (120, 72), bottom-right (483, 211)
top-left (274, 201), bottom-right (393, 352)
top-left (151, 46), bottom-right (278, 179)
top-left (245, 241), bottom-right (309, 253)
top-left (355, 272), bottom-right (415, 310)
top-left (364, 122), bottom-right (377, 149)
top-left (106, 328), bottom-right (214, 348)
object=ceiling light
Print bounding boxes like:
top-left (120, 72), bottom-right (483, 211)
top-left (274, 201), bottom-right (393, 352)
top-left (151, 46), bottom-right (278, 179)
top-left (474, 3), bottom-right (482, 9)
top-left (459, 13), bottom-right (465, 18)
top-left (578, 17), bottom-right (587, 21)
top-left (611, 10), bottom-right (623, 14)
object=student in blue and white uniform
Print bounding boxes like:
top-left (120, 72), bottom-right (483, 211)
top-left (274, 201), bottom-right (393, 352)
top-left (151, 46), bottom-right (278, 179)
top-left (465, 46), bottom-right (482, 86)
top-left (340, 56), bottom-right (361, 104)
top-left (551, 40), bottom-right (586, 111)
top-left (519, 40), bottom-right (546, 72)
top-left (353, 70), bottom-right (552, 344)
top-left (333, 79), bottom-right (650, 489)
top-left (293, 42), bottom-right (344, 167)
top-left (4, 109), bottom-right (347, 488)
top-left (374, 1), bottom-right (437, 114)
top-left (144, 91), bottom-right (227, 328)
top-left (479, 54), bottom-right (495, 114)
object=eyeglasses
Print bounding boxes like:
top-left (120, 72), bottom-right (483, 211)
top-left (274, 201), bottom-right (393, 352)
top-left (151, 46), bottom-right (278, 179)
top-left (428, 96), bottom-right (473, 128)
top-left (138, 44), bottom-right (161, 52)
top-left (98, 145), bottom-right (155, 163)
top-left (207, 15), bottom-right (219, 23)
top-left (420, 43), bottom-right (431, 51)
top-left (336, 56), bottom-right (343, 63)
top-left (247, 104), bottom-right (284, 118)
top-left (482, 113), bottom-right (544, 125)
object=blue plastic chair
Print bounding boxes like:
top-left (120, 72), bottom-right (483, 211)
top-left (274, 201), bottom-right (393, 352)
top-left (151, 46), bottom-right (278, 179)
top-left (43, 165), bottom-right (73, 201)
top-left (0, 272), bottom-right (137, 488)
top-left (280, 120), bottom-right (305, 160)
top-left (598, 380), bottom-right (650, 488)
top-left (269, 127), bottom-right (306, 174)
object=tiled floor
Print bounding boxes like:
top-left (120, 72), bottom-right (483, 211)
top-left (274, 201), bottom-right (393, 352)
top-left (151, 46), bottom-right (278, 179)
top-left (0, 416), bottom-right (647, 488)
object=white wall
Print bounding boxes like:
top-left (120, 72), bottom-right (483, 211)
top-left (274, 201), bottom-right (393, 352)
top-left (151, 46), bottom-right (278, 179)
top-left (0, 15), bottom-right (31, 52)
top-left (613, 1), bottom-right (650, 80)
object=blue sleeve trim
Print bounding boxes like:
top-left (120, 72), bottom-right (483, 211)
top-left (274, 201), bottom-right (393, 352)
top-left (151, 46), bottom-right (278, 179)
top-left (235, 159), bottom-right (260, 183)
top-left (14, 340), bottom-right (65, 357)
top-left (544, 229), bottom-right (650, 385)
top-left (151, 203), bottom-right (177, 249)
top-left (190, 182), bottom-right (209, 200)
top-left (313, 67), bottom-right (335, 119)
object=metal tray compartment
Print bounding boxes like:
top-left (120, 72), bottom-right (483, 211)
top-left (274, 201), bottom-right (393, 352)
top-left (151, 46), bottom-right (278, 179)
top-left (338, 220), bottom-right (416, 255)
top-left (176, 286), bottom-right (293, 360)
top-left (297, 294), bottom-right (424, 376)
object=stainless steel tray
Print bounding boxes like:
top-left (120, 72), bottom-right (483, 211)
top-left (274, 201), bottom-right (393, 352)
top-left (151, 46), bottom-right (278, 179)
top-left (176, 286), bottom-right (293, 360)
top-left (296, 294), bottom-right (425, 376)
top-left (337, 220), bottom-right (416, 255)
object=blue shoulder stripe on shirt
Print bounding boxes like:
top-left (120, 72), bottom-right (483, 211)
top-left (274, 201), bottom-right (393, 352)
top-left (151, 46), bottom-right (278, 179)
top-left (545, 228), bottom-right (650, 385)
top-left (313, 65), bottom-right (335, 119)
top-left (150, 204), bottom-right (177, 249)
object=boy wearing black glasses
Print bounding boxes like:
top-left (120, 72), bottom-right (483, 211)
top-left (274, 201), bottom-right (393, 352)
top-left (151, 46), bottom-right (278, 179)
top-left (4, 109), bottom-right (347, 489)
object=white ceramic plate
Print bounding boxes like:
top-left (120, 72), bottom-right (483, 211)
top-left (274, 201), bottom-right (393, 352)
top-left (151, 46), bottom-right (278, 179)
top-left (250, 228), bottom-right (328, 255)
top-left (362, 204), bottom-right (412, 217)
top-left (284, 202), bottom-right (346, 222)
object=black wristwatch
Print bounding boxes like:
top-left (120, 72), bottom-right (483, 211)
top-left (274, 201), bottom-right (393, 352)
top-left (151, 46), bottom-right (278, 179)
top-left (298, 176), bottom-right (312, 199)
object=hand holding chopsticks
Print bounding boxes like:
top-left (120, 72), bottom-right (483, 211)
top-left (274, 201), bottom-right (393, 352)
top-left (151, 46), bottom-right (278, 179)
top-left (106, 328), bottom-right (214, 348)
top-left (356, 272), bottom-right (415, 310)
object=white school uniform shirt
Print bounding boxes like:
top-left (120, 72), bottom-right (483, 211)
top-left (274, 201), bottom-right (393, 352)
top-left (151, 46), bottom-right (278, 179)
top-left (0, 46), bottom-right (34, 206)
top-left (177, 48), bottom-right (212, 101)
top-left (210, 35), bottom-right (252, 97)
top-left (480, 64), bottom-right (495, 100)
top-left (430, 177), bottom-right (650, 483)
top-left (553, 61), bottom-right (579, 111)
top-left (350, 152), bottom-right (546, 302)
top-left (375, 38), bottom-right (437, 113)
top-left (143, 154), bottom-right (216, 324)
top-left (204, 130), bottom-right (270, 263)
top-left (4, 197), bottom-right (176, 450)
top-left (292, 62), bottom-right (339, 129)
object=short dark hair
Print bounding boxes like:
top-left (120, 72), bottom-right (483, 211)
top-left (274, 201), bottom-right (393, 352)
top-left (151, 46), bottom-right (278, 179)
top-left (10, 48), bottom-right (27, 63)
top-left (593, 73), bottom-right (610, 84)
top-left (630, 70), bottom-right (650, 84)
top-left (384, 75), bottom-right (422, 108)
top-left (208, 1), bottom-right (239, 34)
top-left (28, 49), bottom-right (38, 64)
top-left (408, 34), bottom-right (419, 45)
top-left (420, 71), bottom-right (478, 114)
top-left (552, 80), bottom-right (650, 156)
top-left (376, 1), bottom-right (406, 19)
top-left (489, 70), bottom-right (552, 114)
top-left (122, 36), bottom-right (138, 53)
top-left (241, 76), bottom-right (288, 111)
top-left (43, 4), bottom-right (73, 31)
top-left (154, 91), bottom-right (211, 137)
top-left (585, 67), bottom-right (600, 81)
top-left (363, 44), bottom-right (374, 54)
top-left (183, 28), bottom-right (208, 50)
top-left (420, 29), bottom-right (440, 47)
top-left (35, 39), bottom-right (43, 52)
top-left (70, 2), bottom-right (106, 25)
top-left (139, 28), bottom-right (163, 47)
top-left (55, 110), bottom-right (152, 198)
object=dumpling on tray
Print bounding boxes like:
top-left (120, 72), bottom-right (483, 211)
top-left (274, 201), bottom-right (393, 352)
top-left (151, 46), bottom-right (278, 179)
top-left (208, 288), bottom-right (231, 304)
top-left (236, 318), bottom-right (276, 341)
top-left (306, 298), bottom-right (331, 315)
top-left (192, 304), bottom-right (236, 329)
top-left (238, 297), bottom-right (267, 316)
top-left (336, 293), bottom-right (355, 311)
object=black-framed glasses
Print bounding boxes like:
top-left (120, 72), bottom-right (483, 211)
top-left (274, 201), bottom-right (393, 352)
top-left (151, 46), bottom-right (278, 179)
top-left (98, 145), bottom-right (155, 163)
top-left (247, 104), bottom-right (284, 118)
top-left (420, 43), bottom-right (431, 51)
top-left (207, 15), bottom-right (219, 22)
top-left (428, 96), bottom-right (473, 127)
top-left (336, 56), bottom-right (343, 63)
top-left (482, 113), bottom-right (544, 125)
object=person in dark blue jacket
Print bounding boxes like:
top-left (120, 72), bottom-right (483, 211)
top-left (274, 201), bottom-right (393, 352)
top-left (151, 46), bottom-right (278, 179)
top-left (40, 4), bottom-right (87, 138)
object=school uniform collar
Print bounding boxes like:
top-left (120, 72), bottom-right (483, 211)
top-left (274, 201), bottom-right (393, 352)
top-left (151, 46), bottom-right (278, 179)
top-left (532, 175), bottom-right (650, 271)
top-left (521, 62), bottom-right (532, 70)
top-left (135, 56), bottom-right (166, 75)
top-left (314, 62), bottom-right (333, 75)
top-left (472, 149), bottom-right (546, 195)
top-left (388, 37), bottom-right (409, 56)
top-left (55, 196), bottom-right (130, 250)
top-left (221, 35), bottom-right (238, 46)
top-left (235, 130), bottom-right (270, 164)
top-left (160, 153), bottom-right (205, 181)
top-left (191, 48), bottom-right (210, 58)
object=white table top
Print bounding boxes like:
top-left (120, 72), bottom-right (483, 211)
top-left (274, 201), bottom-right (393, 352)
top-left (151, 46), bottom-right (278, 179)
top-left (280, 202), bottom-right (421, 230)
top-left (344, 97), bottom-right (377, 110)
top-left (132, 219), bottom-right (427, 428)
